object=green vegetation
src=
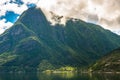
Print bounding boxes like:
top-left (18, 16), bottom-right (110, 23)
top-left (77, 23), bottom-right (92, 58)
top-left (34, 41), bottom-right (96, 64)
top-left (0, 7), bottom-right (120, 72)
top-left (90, 48), bottom-right (120, 72)
top-left (37, 60), bottom-right (55, 72)
top-left (42, 66), bottom-right (77, 74)
top-left (0, 52), bottom-right (17, 65)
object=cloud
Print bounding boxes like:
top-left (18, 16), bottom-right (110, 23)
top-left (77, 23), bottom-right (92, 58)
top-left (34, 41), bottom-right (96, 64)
top-left (92, 0), bottom-right (105, 5)
top-left (0, 0), bottom-right (120, 34)
top-left (37, 0), bottom-right (120, 32)
top-left (0, 19), bottom-right (13, 34)
top-left (22, 0), bottom-right (39, 4)
top-left (0, 0), bottom-right (38, 17)
top-left (37, 0), bottom-right (89, 21)
top-left (0, 2), bottom-right (28, 16)
top-left (37, 0), bottom-right (89, 24)
top-left (87, 14), bottom-right (98, 23)
top-left (0, 0), bottom-right (38, 34)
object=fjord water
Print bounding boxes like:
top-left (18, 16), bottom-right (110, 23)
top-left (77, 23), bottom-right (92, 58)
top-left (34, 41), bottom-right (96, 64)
top-left (0, 73), bottom-right (119, 80)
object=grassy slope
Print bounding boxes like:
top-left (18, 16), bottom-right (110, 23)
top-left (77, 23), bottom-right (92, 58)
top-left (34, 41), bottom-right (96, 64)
top-left (90, 48), bottom-right (120, 72)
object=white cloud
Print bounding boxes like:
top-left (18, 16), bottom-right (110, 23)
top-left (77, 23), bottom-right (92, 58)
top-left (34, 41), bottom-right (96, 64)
top-left (37, 0), bottom-right (120, 31)
top-left (22, 0), bottom-right (39, 4)
top-left (0, 1), bottom-right (28, 16)
top-left (0, 19), bottom-right (13, 34)
top-left (0, 0), bottom-right (120, 34)
top-left (0, 0), bottom-right (39, 16)
top-left (0, 0), bottom-right (10, 5)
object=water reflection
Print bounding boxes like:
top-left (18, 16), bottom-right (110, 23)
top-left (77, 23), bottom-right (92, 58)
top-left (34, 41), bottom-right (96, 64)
top-left (0, 72), bottom-right (119, 80)
top-left (0, 73), bottom-right (38, 80)
top-left (38, 72), bottom-right (120, 80)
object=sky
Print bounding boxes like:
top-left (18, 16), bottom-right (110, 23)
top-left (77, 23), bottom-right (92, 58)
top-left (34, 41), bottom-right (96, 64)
top-left (0, 0), bottom-right (120, 34)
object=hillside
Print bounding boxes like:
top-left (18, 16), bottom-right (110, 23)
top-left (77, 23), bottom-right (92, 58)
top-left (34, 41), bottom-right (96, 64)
top-left (90, 48), bottom-right (120, 72)
top-left (0, 7), bottom-right (120, 72)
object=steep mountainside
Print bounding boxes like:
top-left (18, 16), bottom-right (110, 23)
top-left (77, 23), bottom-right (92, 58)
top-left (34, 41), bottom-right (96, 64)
top-left (90, 48), bottom-right (120, 72)
top-left (0, 7), bottom-right (120, 72)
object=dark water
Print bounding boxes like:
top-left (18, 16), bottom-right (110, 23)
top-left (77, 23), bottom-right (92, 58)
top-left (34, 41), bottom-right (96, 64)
top-left (0, 72), bottom-right (119, 80)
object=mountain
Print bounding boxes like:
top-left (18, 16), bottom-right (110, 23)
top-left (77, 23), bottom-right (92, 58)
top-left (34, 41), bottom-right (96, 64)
top-left (90, 48), bottom-right (120, 72)
top-left (0, 7), bottom-right (120, 72)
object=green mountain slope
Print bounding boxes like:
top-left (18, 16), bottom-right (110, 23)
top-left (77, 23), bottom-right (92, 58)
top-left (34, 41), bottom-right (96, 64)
top-left (0, 7), bottom-right (120, 72)
top-left (90, 48), bottom-right (120, 72)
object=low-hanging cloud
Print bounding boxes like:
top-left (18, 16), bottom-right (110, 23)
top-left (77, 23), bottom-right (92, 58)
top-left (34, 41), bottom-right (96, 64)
top-left (37, 0), bottom-right (120, 33)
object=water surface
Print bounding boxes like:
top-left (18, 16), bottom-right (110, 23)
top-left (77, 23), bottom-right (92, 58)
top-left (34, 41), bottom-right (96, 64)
top-left (0, 72), bottom-right (119, 80)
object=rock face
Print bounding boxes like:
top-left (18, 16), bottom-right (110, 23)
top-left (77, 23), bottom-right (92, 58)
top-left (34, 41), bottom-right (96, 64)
top-left (0, 7), bottom-right (120, 72)
top-left (90, 48), bottom-right (120, 72)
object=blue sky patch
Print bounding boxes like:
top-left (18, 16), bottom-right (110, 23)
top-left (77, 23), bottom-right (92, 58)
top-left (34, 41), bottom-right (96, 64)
top-left (10, 0), bottom-right (24, 6)
top-left (0, 11), bottom-right (19, 23)
top-left (27, 3), bottom-right (36, 8)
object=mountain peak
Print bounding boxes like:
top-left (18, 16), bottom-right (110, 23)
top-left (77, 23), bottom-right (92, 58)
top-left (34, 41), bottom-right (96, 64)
top-left (18, 7), bottom-right (49, 26)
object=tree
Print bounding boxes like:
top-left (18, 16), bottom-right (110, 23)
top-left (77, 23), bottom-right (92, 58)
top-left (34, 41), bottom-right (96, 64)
top-left (37, 60), bottom-right (55, 71)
